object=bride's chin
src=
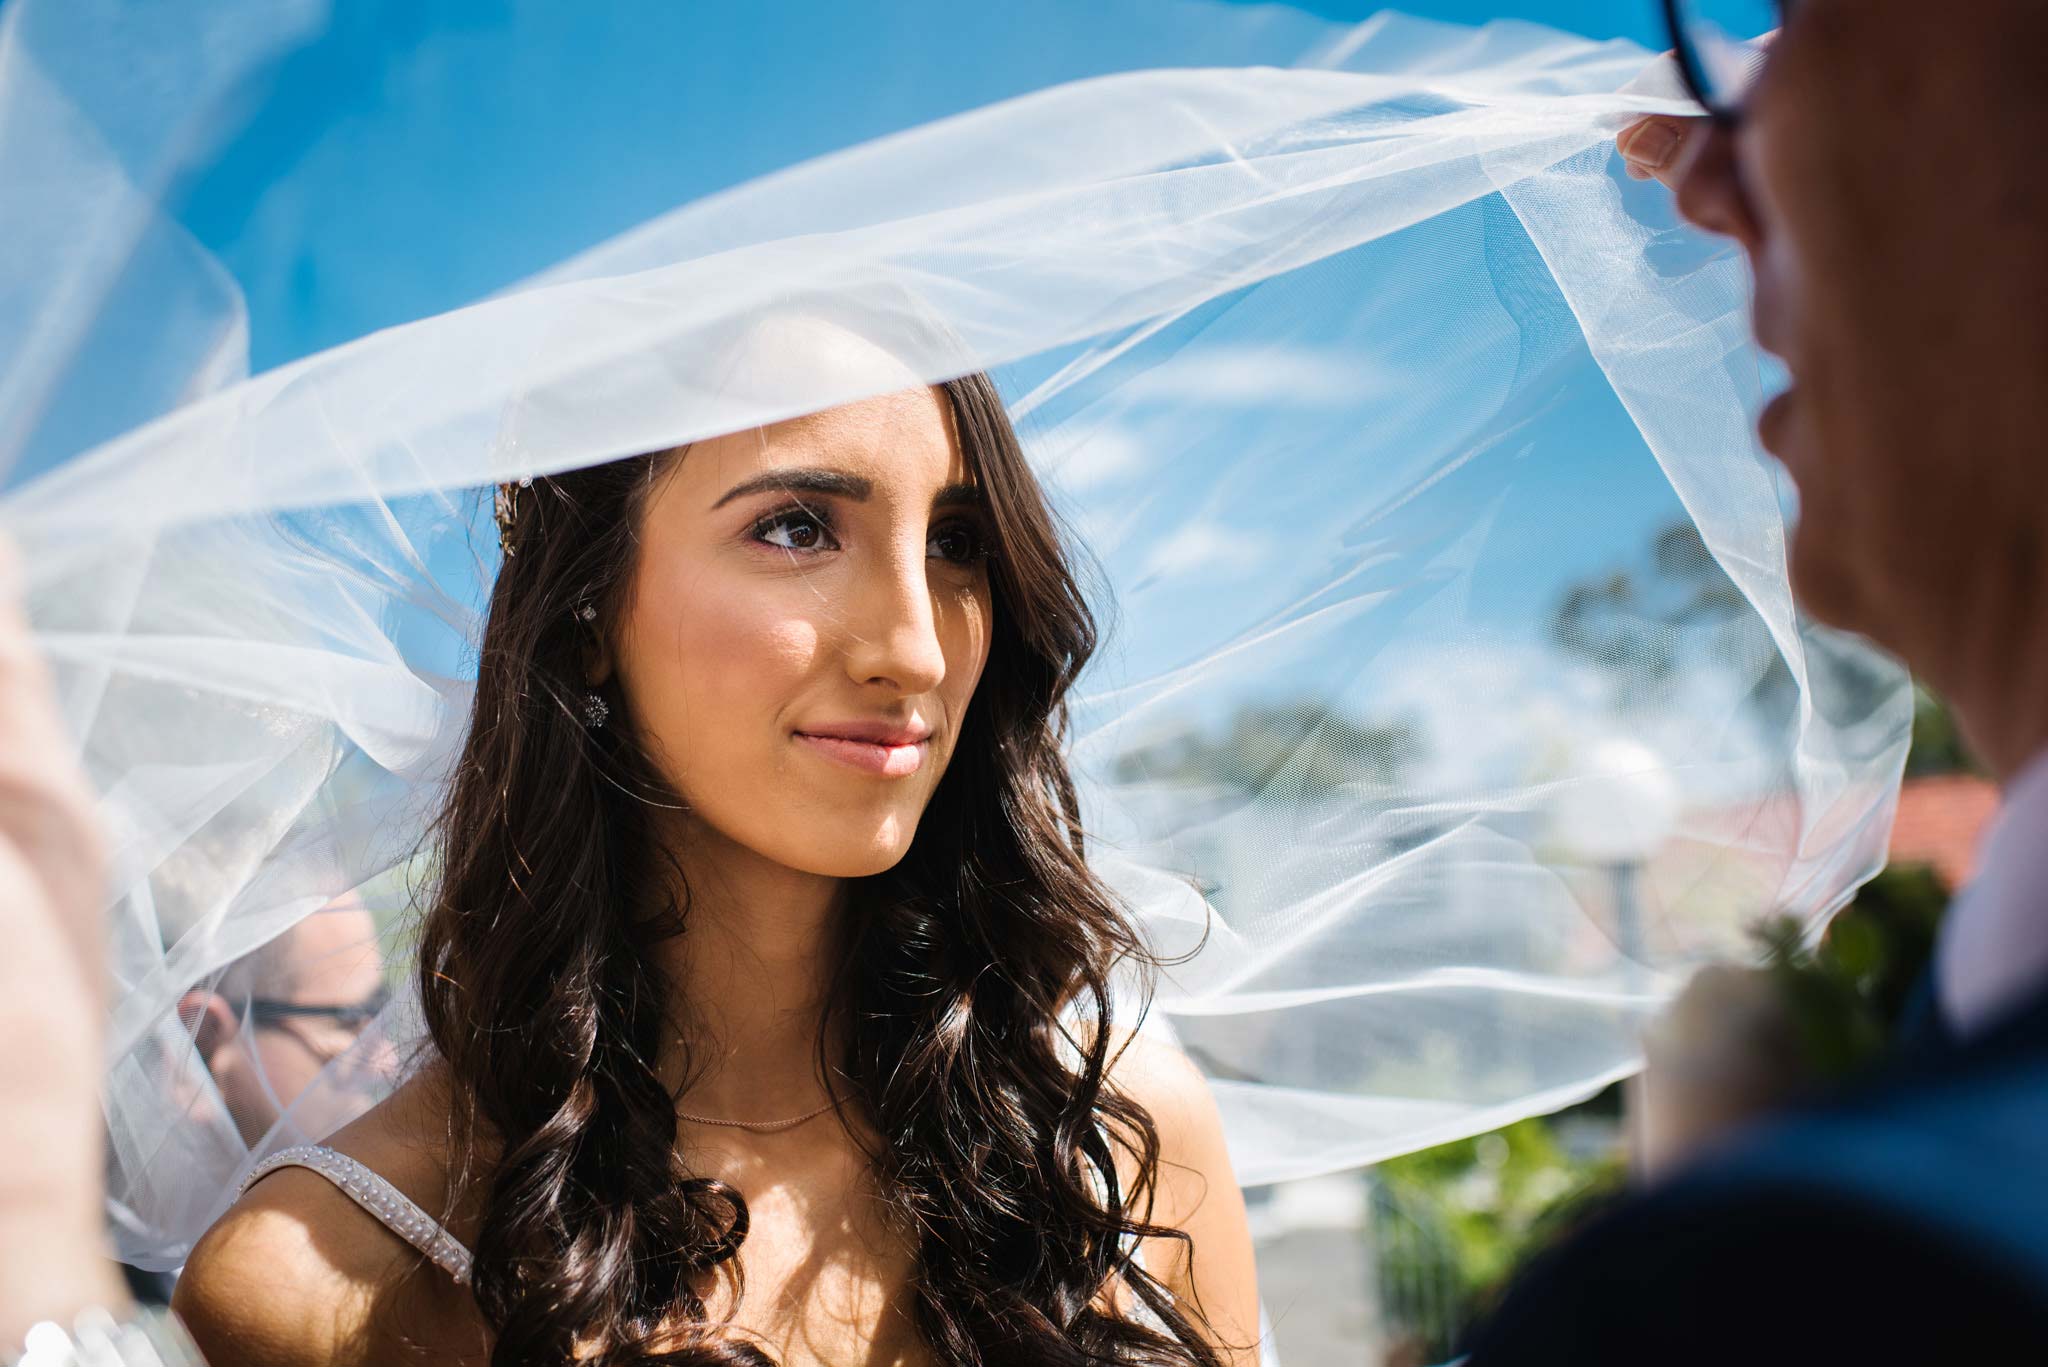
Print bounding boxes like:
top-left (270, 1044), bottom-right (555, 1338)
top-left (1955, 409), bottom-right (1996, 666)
top-left (786, 848), bottom-right (912, 881)
top-left (765, 819), bottom-right (920, 881)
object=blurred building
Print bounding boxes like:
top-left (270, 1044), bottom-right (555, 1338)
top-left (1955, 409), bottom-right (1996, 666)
top-left (1887, 773), bottom-right (1999, 891)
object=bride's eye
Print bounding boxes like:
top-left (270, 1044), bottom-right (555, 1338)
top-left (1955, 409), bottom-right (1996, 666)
top-left (753, 507), bottom-right (838, 553)
top-left (928, 519), bottom-right (988, 566)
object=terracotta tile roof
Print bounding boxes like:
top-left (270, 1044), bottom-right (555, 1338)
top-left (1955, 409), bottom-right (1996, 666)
top-left (1888, 774), bottom-right (2001, 890)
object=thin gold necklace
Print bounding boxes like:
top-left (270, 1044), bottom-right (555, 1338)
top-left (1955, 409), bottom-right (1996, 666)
top-left (676, 1097), bottom-right (841, 1134)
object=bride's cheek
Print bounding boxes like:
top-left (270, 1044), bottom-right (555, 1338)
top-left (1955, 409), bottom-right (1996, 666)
top-left (625, 575), bottom-right (812, 784)
top-left (686, 602), bottom-right (820, 737)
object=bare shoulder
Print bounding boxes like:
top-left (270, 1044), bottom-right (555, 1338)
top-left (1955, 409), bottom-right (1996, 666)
top-left (173, 1165), bottom-right (403, 1367)
top-left (1101, 1026), bottom-right (1232, 1176)
top-left (1100, 1025), bottom-right (1262, 1364)
top-left (1104, 1027), bottom-right (1210, 1102)
top-left (174, 1072), bottom-right (476, 1367)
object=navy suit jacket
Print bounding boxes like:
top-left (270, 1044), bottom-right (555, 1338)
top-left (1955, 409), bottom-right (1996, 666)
top-left (1464, 982), bottom-right (2048, 1363)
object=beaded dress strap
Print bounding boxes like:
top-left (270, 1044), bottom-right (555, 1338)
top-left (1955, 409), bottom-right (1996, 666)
top-left (241, 1144), bottom-right (474, 1287)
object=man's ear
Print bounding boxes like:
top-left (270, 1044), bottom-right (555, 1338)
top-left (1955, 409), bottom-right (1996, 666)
top-left (177, 990), bottom-right (238, 1064)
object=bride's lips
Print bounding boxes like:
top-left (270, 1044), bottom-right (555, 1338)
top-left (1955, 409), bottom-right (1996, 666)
top-left (793, 722), bottom-right (933, 778)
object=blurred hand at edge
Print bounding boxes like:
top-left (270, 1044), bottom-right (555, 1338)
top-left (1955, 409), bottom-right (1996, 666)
top-left (0, 535), bottom-right (127, 1342)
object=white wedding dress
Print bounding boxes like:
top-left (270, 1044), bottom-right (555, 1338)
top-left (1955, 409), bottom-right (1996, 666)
top-left (0, 4), bottom-right (1906, 1357)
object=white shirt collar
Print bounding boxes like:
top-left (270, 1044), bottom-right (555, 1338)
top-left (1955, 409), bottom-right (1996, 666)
top-left (1935, 748), bottom-right (2048, 1038)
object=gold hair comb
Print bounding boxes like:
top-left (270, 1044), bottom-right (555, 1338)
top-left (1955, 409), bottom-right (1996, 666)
top-left (493, 476), bottom-right (534, 557)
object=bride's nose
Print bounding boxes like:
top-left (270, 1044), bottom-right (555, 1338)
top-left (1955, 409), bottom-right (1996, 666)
top-left (840, 539), bottom-right (948, 697)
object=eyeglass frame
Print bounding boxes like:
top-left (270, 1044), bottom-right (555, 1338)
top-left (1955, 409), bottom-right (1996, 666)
top-left (246, 984), bottom-right (391, 1034)
top-left (1659, 0), bottom-right (1789, 126)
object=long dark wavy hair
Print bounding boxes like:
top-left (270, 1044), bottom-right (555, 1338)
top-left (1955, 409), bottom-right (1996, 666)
top-left (416, 372), bottom-right (1225, 1367)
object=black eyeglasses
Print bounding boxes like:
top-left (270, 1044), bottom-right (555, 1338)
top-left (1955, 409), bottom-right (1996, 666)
top-left (248, 985), bottom-right (391, 1034)
top-left (1660, 0), bottom-right (1787, 124)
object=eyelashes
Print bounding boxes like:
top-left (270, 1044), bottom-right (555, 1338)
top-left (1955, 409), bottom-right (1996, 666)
top-left (752, 505), bottom-right (837, 553)
top-left (925, 521), bottom-right (988, 566)
top-left (748, 503), bottom-right (990, 565)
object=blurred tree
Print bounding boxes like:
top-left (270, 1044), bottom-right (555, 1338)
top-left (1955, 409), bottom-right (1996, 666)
top-left (1112, 700), bottom-right (1423, 798)
top-left (1551, 517), bottom-right (1909, 732)
top-left (1552, 520), bottom-right (1796, 713)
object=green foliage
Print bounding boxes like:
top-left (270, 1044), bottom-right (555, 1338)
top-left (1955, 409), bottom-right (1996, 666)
top-left (1753, 861), bottom-right (1948, 1080)
top-left (1753, 914), bottom-right (1890, 1080)
top-left (1369, 1116), bottom-right (1625, 1360)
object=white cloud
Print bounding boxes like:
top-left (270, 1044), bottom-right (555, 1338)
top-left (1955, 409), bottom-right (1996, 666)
top-left (1139, 521), bottom-right (1272, 580)
top-left (1363, 641), bottom-right (1771, 804)
top-left (1115, 344), bottom-right (1371, 408)
top-left (1037, 424), bottom-right (1150, 492)
top-left (1028, 343), bottom-right (1373, 492)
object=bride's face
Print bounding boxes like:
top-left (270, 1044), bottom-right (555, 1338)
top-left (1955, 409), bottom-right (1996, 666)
top-left (605, 386), bottom-right (994, 879)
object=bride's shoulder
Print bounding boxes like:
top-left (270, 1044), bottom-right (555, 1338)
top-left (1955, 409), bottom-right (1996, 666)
top-left (173, 1163), bottom-right (395, 1367)
top-left (1096, 1024), bottom-right (1220, 1131)
top-left (1095, 1023), bottom-right (1261, 1360)
top-left (1092, 1024), bottom-right (1237, 1197)
top-left (173, 1074), bottom-right (465, 1367)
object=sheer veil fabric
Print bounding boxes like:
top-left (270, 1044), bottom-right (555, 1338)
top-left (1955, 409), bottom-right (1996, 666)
top-left (0, 0), bottom-right (1908, 1274)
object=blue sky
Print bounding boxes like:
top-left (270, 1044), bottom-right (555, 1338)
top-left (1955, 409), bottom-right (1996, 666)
top-left (168, 0), bottom-right (1669, 369)
top-left (145, 2), bottom-right (1742, 759)
top-left (64, 1), bottom-right (1768, 795)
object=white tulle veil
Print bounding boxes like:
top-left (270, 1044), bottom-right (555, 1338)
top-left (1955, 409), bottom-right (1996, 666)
top-left (0, 0), bottom-right (1909, 1275)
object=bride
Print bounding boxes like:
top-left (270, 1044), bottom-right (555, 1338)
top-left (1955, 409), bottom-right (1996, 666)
top-left (169, 360), bottom-right (1260, 1366)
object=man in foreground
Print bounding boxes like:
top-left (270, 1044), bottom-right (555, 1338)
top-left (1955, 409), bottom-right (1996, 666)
top-left (1470, 4), bottom-right (2048, 1359)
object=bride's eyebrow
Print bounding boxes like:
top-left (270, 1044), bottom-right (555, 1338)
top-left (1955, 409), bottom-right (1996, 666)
top-left (711, 467), bottom-right (871, 509)
top-left (710, 468), bottom-right (985, 513)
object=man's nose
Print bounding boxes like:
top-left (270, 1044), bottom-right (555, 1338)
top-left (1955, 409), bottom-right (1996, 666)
top-left (1673, 121), bottom-right (1765, 253)
top-left (844, 550), bottom-right (948, 696)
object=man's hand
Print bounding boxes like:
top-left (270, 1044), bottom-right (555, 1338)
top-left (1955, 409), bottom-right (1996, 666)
top-left (1618, 115), bottom-right (1709, 189)
top-left (0, 535), bottom-right (126, 1343)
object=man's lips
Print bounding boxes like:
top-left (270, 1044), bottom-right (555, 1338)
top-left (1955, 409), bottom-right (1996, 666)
top-left (793, 725), bottom-right (933, 779)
